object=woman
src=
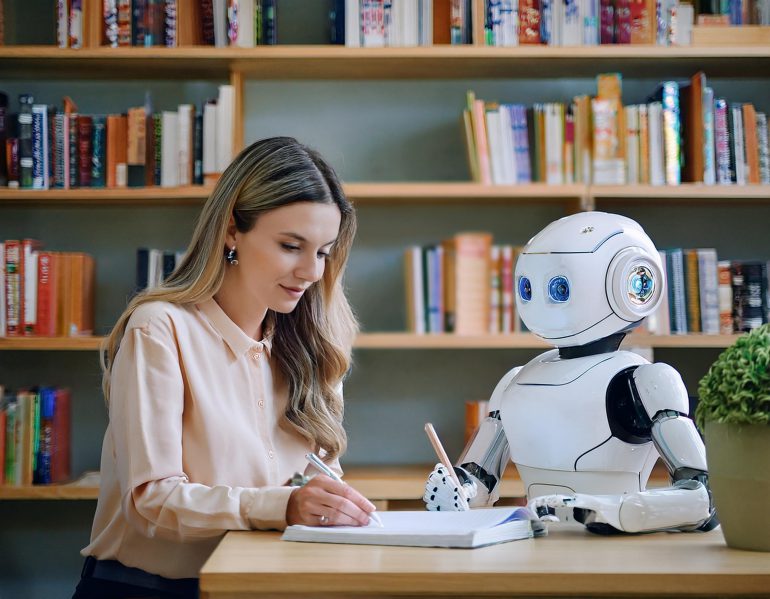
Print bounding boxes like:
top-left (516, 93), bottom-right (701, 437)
top-left (73, 137), bottom-right (377, 599)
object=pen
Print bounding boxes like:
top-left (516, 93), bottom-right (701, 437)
top-left (305, 452), bottom-right (384, 528)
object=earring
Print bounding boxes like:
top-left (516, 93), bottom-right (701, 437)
top-left (226, 247), bottom-right (239, 266)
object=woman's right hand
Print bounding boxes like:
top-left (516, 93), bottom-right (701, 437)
top-left (286, 474), bottom-right (377, 527)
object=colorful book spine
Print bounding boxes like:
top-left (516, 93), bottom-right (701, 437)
top-left (702, 86), bottom-right (716, 185)
top-left (658, 81), bottom-right (680, 185)
top-left (91, 115), bottom-right (106, 187)
top-left (757, 112), bottom-right (770, 184)
top-left (31, 104), bottom-right (49, 190)
top-left (714, 98), bottom-right (731, 184)
top-left (105, 0), bottom-right (119, 47)
top-left (4, 240), bottom-right (22, 337)
top-left (697, 248), bottom-right (720, 335)
top-left (717, 260), bottom-right (733, 334)
top-left (18, 95), bottom-right (34, 188)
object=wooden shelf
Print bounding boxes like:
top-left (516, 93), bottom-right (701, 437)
top-left (0, 333), bottom-right (741, 351)
top-left (0, 484), bottom-right (99, 500)
top-left (345, 182), bottom-right (586, 205)
top-left (355, 332), bottom-right (740, 349)
top-left (0, 185), bottom-right (213, 206)
top-left (0, 336), bottom-right (105, 350)
top-left (591, 184), bottom-right (770, 204)
top-left (3, 45), bottom-right (770, 80)
top-left (4, 183), bottom-right (770, 207)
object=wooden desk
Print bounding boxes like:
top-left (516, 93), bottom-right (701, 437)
top-left (199, 526), bottom-right (770, 598)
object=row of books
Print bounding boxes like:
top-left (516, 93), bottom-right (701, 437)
top-left (136, 247), bottom-right (185, 292)
top-left (0, 240), bottom-right (95, 338)
top-left (464, 71), bottom-right (770, 186)
top-left (404, 231), bottom-right (769, 337)
top-left (404, 232), bottom-right (522, 335)
top-left (0, 88), bottom-right (235, 190)
top-left (1, 385), bottom-right (71, 486)
top-left (56, 0), bottom-right (278, 49)
top-left (339, 0), bottom-right (770, 48)
top-left (646, 249), bottom-right (770, 335)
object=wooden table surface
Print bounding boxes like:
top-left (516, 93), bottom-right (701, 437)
top-left (199, 525), bottom-right (770, 598)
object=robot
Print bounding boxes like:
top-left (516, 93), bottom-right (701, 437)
top-left (424, 211), bottom-right (718, 534)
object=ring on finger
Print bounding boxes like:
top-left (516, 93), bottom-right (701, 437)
top-left (319, 514), bottom-right (329, 525)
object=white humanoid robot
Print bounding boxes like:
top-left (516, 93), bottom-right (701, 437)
top-left (424, 211), bottom-right (718, 534)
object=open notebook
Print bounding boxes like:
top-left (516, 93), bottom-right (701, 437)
top-left (281, 507), bottom-right (544, 549)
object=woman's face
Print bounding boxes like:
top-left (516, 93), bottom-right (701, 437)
top-left (229, 201), bottom-right (342, 314)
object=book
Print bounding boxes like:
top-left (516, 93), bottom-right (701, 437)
top-left (281, 507), bottom-right (539, 549)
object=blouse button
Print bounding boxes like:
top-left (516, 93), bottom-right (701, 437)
top-left (258, 399), bottom-right (265, 408)
top-left (268, 450), bottom-right (274, 459)
top-left (251, 350), bottom-right (261, 361)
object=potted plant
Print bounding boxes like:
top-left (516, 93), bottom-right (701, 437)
top-left (695, 323), bottom-right (770, 551)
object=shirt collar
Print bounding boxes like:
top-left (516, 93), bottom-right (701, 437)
top-left (196, 298), bottom-right (272, 358)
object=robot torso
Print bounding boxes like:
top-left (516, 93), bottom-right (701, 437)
top-left (500, 348), bottom-right (660, 498)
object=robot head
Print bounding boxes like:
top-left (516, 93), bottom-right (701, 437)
top-left (515, 212), bottom-right (664, 348)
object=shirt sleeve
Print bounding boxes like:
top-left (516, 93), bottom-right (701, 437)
top-left (109, 314), bottom-right (294, 542)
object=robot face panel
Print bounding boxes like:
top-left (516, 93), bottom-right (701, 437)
top-left (515, 212), bottom-right (665, 347)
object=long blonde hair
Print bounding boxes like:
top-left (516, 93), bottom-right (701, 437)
top-left (101, 137), bottom-right (358, 460)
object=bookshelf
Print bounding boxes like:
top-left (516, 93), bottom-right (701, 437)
top-left (2, 29), bottom-right (770, 598)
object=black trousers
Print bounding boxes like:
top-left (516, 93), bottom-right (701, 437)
top-left (72, 556), bottom-right (199, 599)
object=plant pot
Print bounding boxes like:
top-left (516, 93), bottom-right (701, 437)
top-left (705, 421), bottom-right (770, 551)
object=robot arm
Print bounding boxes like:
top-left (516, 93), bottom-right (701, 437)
top-left (531, 363), bottom-right (717, 533)
top-left (423, 367), bottom-right (520, 511)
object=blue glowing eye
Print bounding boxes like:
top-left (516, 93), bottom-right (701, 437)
top-left (518, 277), bottom-right (532, 302)
top-left (627, 266), bottom-right (655, 305)
top-left (548, 276), bottom-right (570, 303)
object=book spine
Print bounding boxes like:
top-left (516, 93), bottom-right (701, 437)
top-left (659, 82), bottom-right (680, 185)
top-left (36, 252), bottom-right (57, 337)
top-left (69, 0), bottom-right (83, 48)
top-left (262, 0), bottom-right (278, 46)
top-left (714, 98), bottom-right (730, 184)
top-left (599, 0), bottom-right (614, 43)
top-left (4, 240), bottom-right (22, 337)
top-left (69, 113), bottom-right (80, 188)
top-left (77, 115), bottom-right (93, 187)
top-left (117, 0), bottom-right (132, 45)
top-left (22, 240), bottom-right (39, 336)
top-left (90, 115), bottom-right (106, 187)
top-left (31, 105), bottom-right (49, 189)
top-left (702, 87), bottom-right (716, 185)
top-left (193, 112), bottom-right (203, 184)
top-left (697, 248), bottom-right (720, 335)
top-left (57, 0), bottom-right (70, 48)
top-left (684, 249), bottom-right (701, 333)
top-left (201, 0), bottom-right (215, 44)
top-left (519, 0), bottom-right (541, 43)
top-left (18, 95), bottom-right (34, 188)
top-left (489, 245), bottom-right (502, 333)
top-left (731, 104), bottom-right (746, 185)
top-left (756, 112), bottom-right (769, 184)
top-left (153, 112), bottom-right (163, 186)
top-left (615, 0), bottom-right (631, 43)
top-left (717, 260), bottom-right (733, 334)
top-left (105, 0), bottom-right (119, 46)
top-left (0, 92), bottom-right (8, 187)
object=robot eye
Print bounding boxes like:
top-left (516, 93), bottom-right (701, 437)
top-left (548, 276), bottom-right (570, 303)
top-left (518, 276), bottom-right (532, 302)
top-left (627, 265), bottom-right (655, 305)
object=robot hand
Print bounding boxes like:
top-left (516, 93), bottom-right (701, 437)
top-left (423, 463), bottom-right (478, 511)
top-left (529, 493), bottom-right (624, 532)
top-left (529, 480), bottom-right (711, 534)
